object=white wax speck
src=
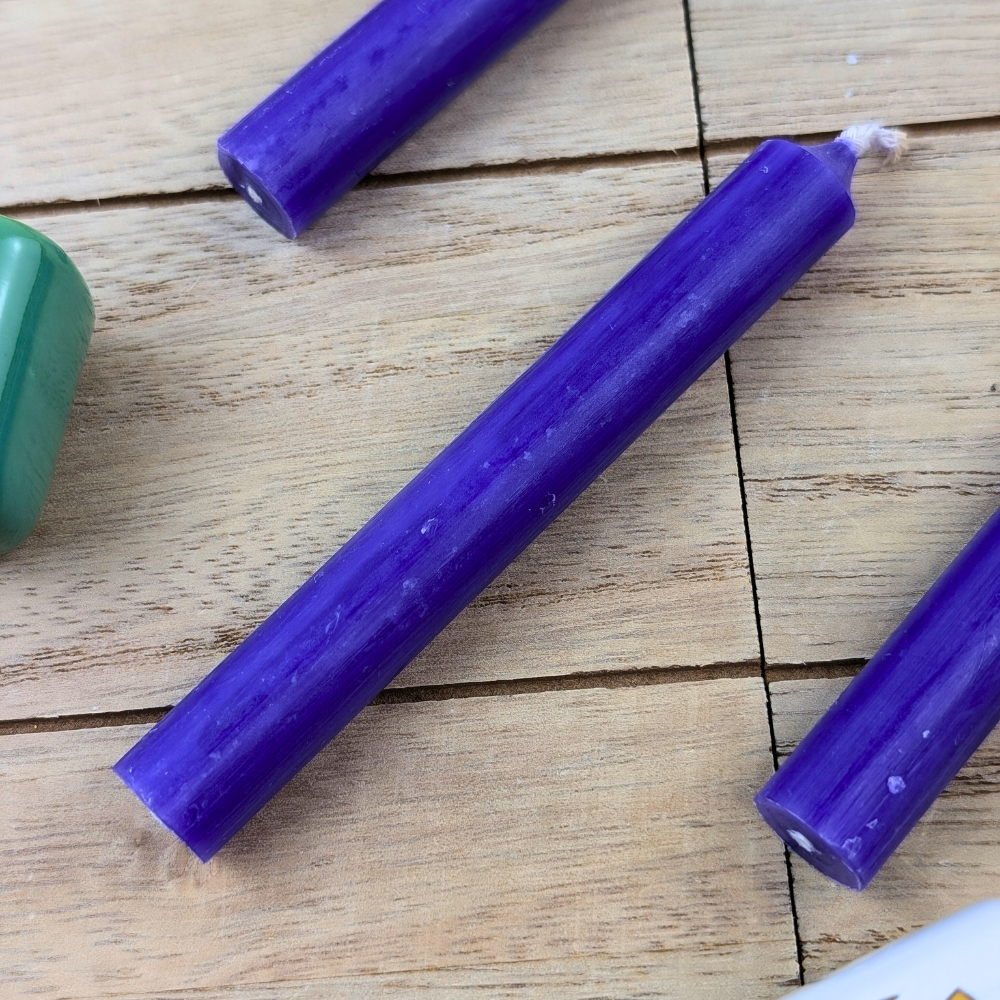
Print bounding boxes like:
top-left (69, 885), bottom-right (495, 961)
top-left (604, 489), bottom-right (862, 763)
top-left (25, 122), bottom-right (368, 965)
top-left (923, 730), bottom-right (931, 739)
top-left (888, 775), bottom-right (906, 794)
top-left (846, 52), bottom-right (859, 65)
top-left (788, 829), bottom-right (817, 854)
top-left (845, 88), bottom-right (855, 98)
top-left (866, 819), bottom-right (878, 829)
top-left (245, 185), bottom-right (264, 205)
top-left (420, 518), bottom-right (437, 536)
top-left (842, 836), bottom-right (863, 857)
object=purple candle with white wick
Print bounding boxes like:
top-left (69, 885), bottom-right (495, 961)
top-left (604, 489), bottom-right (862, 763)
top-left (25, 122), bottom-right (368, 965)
top-left (115, 125), bottom-right (904, 861)
top-left (218, 0), bottom-right (570, 238)
top-left (757, 503), bottom-right (1000, 891)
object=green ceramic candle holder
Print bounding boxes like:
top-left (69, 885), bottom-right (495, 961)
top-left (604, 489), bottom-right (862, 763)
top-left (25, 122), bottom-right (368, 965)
top-left (0, 216), bottom-right (94, 553)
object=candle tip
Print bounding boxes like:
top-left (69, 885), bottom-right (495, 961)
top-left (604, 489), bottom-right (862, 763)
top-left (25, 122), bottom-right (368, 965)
top-left (836, 123), bottom-right (908, 165)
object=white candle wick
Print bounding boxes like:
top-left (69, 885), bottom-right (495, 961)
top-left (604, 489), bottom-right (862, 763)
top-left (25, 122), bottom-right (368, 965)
top-left (837, 122), bottom-right (908, 165)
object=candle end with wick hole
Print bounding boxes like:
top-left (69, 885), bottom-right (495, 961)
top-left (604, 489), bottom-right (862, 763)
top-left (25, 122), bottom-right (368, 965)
top-left (755, 791), bottom-right (869, 890)
top-left (217, 141), bottom-right (301, 239)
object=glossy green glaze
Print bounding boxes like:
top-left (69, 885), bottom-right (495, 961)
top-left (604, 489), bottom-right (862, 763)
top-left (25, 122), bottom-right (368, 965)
top-left (0, 216), bottom-right (94, 553)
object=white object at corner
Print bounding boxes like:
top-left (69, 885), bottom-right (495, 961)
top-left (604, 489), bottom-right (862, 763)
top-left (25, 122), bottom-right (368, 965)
top-left (782, 900), bottom-right (1000, 999)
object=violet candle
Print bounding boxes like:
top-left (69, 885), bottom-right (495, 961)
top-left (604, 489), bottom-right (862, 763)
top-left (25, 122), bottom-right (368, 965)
top-left (116, 126), bottom-right (902, 861)
top-left (218, 0), bottom-right (569, 238)
top-left (757, 505), bottom-right (1000, 891)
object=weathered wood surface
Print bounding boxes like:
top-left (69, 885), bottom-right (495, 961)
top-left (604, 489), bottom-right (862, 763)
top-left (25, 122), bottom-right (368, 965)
top-left (0, 0), bottom-right (697, 208)
top-left (0, 160), bottom-right (758, 720)
top-left (770, 677), bottom-right (1000, 983)
top-left (719, 129), bottom-right (1000, 665)
top-left (8, 0), bottom-right (1000, 989)
top-left (0, 679), bottom-right (800, 998)
top-left (690, 0), bottom-right (1000, 141)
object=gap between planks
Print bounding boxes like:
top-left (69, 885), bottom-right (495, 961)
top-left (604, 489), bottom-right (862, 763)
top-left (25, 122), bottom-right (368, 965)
top-left (5, 114), bottom-right (1000, 219)
top-left (0, 661), bottom-right (864, 738)
top-left (678, 2), bottom-right (807, 977)
top-left (688, 113), bottom-right (1000, 159)
top-left (0, 660), bottom-right (763, 737)
top-left (0, 148), bottom-right (701, 218)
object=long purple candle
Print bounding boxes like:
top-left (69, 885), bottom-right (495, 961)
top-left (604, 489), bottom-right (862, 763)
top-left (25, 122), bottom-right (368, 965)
top-left (218, 0), bottom-right (568, 238)
top-left (757, 506), bottom-right (1000, 891)
top-left (116, 128), bottom-right (897, 861)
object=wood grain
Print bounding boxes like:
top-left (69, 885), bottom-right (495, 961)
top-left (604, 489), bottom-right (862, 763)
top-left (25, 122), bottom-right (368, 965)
top-left (0, 160), bottom-right (757, 720)
top-left (1, 0), bottom-right (697, 208)
top-left (770, 677), bottom-right (1000, 983)
top-left (689, 0), bottom-right (1000, 141)
top-left (717, 128), bottom-right (1000, 665)
top-left (0, 679), bottom-right (799, 997)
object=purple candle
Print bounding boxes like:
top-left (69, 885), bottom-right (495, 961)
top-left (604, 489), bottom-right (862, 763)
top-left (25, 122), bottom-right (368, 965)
top-left (218, 0), bottom-right (569, 238)
top-left (757, 505), bottom-right (1000, 891)
top-left (116, 127), bottom-right (901, 861)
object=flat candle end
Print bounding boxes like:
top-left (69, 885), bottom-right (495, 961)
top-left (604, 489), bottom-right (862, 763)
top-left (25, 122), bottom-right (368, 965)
top-left (217, 142), bottom-right (301, 240)
top-left (754, 790), bottom-right (868, 891)
top-left (112, 756), bottom-right (215, 864)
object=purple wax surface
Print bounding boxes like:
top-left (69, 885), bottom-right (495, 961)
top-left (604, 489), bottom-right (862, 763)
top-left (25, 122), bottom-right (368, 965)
top-left (115, 139), bottom-right (857, 861)
top-left (218, 0), bottom-right (569, 238)
top-left (756, 505), bottom-right (1000, 891)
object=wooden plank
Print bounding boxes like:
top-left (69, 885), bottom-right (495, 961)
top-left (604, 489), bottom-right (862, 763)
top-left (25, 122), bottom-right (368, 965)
top-left (0, 679), bottom-right (799, 997)
top-left (1, 0), bottom-right (697, 207)
top-left (689, 0), bottom-right (1000, 142)
top-left (0, 160), bottom-right (757, 719)
top-left (771, 677), bottom-right (1000, 982)
top-left (716, 129), bottom-right (1000, 665)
